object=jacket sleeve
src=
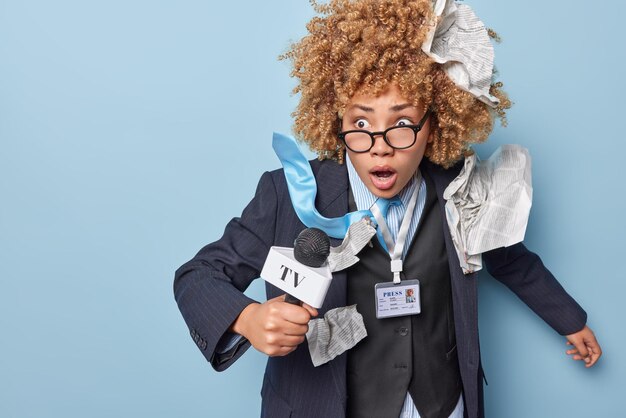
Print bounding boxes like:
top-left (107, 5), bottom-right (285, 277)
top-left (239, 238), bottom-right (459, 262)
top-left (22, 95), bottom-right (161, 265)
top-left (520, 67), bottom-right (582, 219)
top-left (173, 171), bottom-right (278, 371)
top-left (482, 242), bottom-right (587, 336)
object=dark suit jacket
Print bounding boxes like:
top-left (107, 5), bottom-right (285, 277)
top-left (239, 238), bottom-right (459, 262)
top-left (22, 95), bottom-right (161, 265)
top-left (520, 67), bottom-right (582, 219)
top-left (174, 158), bottom-right (587, 418)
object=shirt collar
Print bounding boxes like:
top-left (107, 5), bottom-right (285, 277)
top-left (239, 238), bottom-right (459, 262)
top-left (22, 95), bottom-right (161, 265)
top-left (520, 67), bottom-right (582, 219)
top-left (346, 153), bottom-right (419, 211)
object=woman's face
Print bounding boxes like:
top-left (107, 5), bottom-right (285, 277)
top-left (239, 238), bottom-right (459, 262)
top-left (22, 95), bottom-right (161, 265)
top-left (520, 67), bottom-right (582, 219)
top-left (341, 84), bottom-right (431, 199)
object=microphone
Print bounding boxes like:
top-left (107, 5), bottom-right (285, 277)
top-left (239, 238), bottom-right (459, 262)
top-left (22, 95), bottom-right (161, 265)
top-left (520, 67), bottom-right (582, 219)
top-left (260, 228), bottom-right (333, 309)
top-left (294, 228), bottom-right (331, 268)
top-left (285, 228), bottom-right (331, 305)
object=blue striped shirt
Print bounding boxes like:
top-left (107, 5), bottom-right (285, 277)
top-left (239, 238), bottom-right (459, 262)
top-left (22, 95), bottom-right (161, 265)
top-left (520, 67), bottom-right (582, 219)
top-left (345, 157), bottom-right (426, 257)
top-left (346, 155), bottom-right (464, 418)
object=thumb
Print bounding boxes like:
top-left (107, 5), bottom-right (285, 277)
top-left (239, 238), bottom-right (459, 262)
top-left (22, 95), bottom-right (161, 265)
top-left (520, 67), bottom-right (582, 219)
top-left (302, 303), bottom-right (319, 318)
top-left (268, 294), bottom-right (290, 304)
top-left (572, 338), bottom-right (590, 359)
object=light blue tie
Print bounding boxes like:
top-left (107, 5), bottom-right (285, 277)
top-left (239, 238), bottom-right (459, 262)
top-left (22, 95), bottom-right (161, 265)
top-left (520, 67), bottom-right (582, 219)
top-left (272, 132), bottom-right (374, 239)
top-left (273, 132), bottom-right (407, 251)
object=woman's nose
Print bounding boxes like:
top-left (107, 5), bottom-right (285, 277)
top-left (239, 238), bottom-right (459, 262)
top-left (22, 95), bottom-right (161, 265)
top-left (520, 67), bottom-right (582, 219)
top-left (369, 132), bottom-right (394, 157)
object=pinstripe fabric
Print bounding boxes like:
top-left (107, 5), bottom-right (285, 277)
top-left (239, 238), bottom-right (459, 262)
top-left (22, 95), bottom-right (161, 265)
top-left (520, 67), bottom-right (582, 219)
top-left (174, 157), bottom-right (587, 418)
top-left (346, 156), bottom-right (464, 418)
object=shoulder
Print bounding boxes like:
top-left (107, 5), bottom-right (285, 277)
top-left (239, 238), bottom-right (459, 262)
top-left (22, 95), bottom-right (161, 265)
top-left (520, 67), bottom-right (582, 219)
top-left (262, 157), bottom-right (348, 219)
top-left (421, 157), bottom-right (464, 184)
top-left (421, 157), bottom-right (465, 200)
top-left (266, 157), bottom-right (347, 189)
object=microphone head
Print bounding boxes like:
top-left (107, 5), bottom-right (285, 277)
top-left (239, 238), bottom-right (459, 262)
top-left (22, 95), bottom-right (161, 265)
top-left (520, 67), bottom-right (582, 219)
top-left (294, 228), bottom-right (331, 268)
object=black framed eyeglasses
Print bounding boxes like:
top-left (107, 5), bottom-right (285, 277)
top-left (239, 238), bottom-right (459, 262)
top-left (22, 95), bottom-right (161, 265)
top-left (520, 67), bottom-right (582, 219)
top-left (338, 109), bottom-right (432, 153)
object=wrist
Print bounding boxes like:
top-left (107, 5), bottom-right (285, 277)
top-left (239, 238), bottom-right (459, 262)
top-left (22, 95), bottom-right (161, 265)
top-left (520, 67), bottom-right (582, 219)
top-left (230, 302), bottom-right (259, 338)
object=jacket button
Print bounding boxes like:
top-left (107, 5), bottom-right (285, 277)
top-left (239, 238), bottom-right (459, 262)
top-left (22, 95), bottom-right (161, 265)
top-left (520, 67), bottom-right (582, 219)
top-left (399, 327), bottom-right (409, 336)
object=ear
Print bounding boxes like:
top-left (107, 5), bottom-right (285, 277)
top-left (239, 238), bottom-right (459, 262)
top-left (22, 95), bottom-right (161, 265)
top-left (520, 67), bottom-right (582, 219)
top-left (336, 115), bottom-right (343, 132)
top-left (427, 127), bottom-right (435, 144)
top-left (426, 114), bottom-right (436, 144)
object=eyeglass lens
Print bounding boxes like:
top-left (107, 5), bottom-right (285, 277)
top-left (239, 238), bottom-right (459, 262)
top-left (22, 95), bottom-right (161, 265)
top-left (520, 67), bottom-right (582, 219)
top-left (344, 126), bottom-right (416, 152)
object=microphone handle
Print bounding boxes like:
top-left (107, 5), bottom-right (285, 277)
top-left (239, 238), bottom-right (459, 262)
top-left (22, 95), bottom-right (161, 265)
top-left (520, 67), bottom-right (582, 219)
top-left (284, 294), bottom-right (303, 306)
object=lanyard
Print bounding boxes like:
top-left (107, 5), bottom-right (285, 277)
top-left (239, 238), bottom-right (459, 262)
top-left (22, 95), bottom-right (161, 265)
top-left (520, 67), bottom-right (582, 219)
top-left (370, 173), bottom-right (422, 284)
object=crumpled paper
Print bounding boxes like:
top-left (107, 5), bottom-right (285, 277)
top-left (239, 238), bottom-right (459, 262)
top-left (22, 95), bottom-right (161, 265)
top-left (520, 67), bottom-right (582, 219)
top-left (422, 0), bottom-right (499, 107)
top-left (443, 145), bottom-right (532, 274)
top-left (306, 305), bottom-right (367, 367)
top-left (328, 217), bottom-right (377, 273)
top-left (303, 219), bottom-right (374, 366)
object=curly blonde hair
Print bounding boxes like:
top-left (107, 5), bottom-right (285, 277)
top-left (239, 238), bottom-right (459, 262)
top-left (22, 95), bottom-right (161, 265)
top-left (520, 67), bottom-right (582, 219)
top-left (280, 0), bottom-right (511, 167)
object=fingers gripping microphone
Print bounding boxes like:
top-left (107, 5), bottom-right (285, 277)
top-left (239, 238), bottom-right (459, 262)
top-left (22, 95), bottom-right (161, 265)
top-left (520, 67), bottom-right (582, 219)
top-left (284, 228), bottom-right (331, 305)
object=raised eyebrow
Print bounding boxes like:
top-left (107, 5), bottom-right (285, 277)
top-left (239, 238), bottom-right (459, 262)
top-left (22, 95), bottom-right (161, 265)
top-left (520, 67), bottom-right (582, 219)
top-left (346, 103), bottom-right (416, 113)
top-left (347, 104), bottom-right (375, 113)
top-left (389, 103), bottom-right (416, 112)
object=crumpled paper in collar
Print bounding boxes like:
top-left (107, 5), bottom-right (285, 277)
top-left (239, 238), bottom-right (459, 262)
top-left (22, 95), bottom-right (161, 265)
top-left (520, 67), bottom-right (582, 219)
top-left (328, 216), bottom-right (377, 272)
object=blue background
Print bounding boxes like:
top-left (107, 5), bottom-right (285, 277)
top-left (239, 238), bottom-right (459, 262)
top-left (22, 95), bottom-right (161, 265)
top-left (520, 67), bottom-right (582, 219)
top-left (1, 0), bottom-right (624, 417)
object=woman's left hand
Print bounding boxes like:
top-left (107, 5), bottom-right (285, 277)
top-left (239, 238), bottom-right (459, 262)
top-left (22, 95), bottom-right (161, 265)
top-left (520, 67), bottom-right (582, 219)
top-left (565, 325), bottom-right (602, 368)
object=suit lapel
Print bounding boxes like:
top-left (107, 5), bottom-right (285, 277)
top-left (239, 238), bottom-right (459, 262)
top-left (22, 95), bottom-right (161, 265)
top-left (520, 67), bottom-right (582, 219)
top-left (313, 159), bottom-right (350, 220)
top-left (422, 159), bottom-right (481, 417)
top-left (312, 159), bottom-right (350, 313)
top-left (310, 159), bottom-right (351, 404)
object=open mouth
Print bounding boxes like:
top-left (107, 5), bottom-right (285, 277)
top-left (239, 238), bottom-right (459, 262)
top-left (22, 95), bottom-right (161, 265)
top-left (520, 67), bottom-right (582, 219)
top-left (369, 166), bottom-right (397, 190)
top-left (372, 169), bottom-right (394, 178)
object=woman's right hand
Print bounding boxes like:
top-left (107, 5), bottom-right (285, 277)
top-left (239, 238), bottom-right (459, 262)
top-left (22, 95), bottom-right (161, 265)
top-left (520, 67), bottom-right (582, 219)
top-left (230, 295), bottom-right (318, 357)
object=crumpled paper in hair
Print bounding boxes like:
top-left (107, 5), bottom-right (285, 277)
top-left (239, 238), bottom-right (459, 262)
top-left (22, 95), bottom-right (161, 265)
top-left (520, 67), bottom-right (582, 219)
top-left (422, 0), bottom-right (499, 107)
top-left (443, 145), bottom-right (532, 274)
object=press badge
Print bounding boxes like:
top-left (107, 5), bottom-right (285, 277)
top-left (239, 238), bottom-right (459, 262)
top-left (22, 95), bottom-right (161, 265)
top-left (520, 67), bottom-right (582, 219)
top-left (374, 279), bottom-right (421, 319)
